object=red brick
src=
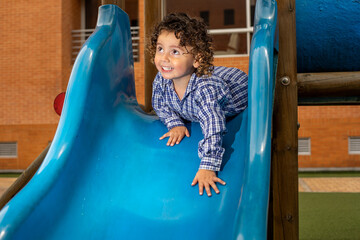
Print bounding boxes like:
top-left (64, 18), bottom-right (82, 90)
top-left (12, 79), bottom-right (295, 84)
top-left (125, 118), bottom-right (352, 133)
top-left (298, 106), bottom-right (360, 168)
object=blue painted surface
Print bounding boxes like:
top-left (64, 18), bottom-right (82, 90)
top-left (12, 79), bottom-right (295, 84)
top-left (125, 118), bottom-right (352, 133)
top-left (296, 0), bottom-right (360, 72)
top-left (0, 2), bottom-right (277, 239)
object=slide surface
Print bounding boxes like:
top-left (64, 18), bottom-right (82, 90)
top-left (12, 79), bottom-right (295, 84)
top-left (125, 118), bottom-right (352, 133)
top-left (0, 2), bottom-right (277, 239)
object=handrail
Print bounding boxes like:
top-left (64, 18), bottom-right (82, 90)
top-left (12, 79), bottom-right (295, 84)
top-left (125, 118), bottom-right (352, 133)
top-left (71, 26), bottom-right (139, 62)
top-left (233, 0), bottom-right (278, 239)
top-left (208, 27), bottom-right (254, 35)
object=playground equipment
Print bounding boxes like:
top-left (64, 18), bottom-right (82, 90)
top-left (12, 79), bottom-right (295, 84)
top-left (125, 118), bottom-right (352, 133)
top-left (269, 1), bottom-right (360, 239)
top-left (296, 0), bottom-right (360, 105)
top-left (1, 0), bottom-right (359, 239)
top-left (0, 1), bottom-right (278, 239)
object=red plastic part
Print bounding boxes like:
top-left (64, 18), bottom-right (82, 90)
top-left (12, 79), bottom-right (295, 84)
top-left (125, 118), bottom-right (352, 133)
top-left (54, 92), bottom-right (65, 116)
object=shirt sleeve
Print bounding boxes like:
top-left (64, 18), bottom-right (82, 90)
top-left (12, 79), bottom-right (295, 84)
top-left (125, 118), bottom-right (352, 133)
top-left (152, 74), bottom-right (184, 130)
top-left (196, 85), bottom-right (227, 172)
top-left (213, 66), bottom-right (248, 113)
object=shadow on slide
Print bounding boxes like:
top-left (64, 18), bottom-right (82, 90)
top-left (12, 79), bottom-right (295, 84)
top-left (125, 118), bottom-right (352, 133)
top-left (0, 1), bottom-right (277, 239)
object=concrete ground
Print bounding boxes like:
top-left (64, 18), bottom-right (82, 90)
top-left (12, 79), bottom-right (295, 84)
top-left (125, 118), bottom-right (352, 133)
top-left (0, 177), bottom-right (359, 198)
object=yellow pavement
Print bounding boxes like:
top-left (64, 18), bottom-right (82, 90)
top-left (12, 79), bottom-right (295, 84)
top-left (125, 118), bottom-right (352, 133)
top-left (298, 177), bottom-right (360, 193)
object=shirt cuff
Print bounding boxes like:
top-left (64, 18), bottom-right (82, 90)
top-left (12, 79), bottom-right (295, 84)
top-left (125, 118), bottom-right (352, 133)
top-left (165, 117), bottom-right (184, 130)
top-left (199, 157), bottom-right (222, 172)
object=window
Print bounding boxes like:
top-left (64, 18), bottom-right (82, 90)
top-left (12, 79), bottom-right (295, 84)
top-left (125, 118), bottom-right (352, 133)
top-left (349, 137), bottom-right (360, 154)
top-left (251, 0), bottom-right (256, 26)
top-left (224, 9), bottom-right (235, 25)
top-left (298, 138), bottom-right (311, 155)
top-left (200, 11), bottom-right (210, 26)
top-left (72, 0), bottom-right (140, 63)
top-left (0, 142), bottom-right (17, 158)
top-left (164, 0), bottom-right (255, 56)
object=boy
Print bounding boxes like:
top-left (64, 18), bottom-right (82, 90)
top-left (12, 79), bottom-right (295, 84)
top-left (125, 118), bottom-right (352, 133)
top-left (149, 13), bottom-right (248, 197)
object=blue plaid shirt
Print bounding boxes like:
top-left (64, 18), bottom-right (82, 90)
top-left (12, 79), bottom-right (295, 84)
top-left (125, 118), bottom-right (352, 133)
top-left (152, 66), bottom-right (248, 171)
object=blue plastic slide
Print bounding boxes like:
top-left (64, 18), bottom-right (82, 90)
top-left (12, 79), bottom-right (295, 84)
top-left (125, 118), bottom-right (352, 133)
top-left (0, 1), bottom-right (277, 239)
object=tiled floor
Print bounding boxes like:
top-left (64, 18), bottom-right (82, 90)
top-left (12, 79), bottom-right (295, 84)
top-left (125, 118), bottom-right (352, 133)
top-left (299, 177), bottom-right (360, 193)
top-left (0, 178), bottom-right (17, 197)
top-left (1, 177), bottom-right (359, 198)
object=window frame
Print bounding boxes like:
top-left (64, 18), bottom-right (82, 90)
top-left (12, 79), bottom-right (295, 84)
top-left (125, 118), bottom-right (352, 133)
top-left (0, 142), bottom-right (18, 158)
top-left (298, 137), bottom-right (311, 156)
top-left (349, 136), bottom-right (360, 154)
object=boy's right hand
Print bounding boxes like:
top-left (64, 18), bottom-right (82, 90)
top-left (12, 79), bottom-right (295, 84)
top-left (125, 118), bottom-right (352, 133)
top-left (159, 126), bottom-right (190, 146)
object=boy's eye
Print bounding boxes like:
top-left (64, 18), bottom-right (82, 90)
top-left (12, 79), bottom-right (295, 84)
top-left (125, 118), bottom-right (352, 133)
top-left (157, 46), bottom-right (163, 52)
top-left (171, 49), bottom-right (180, 55)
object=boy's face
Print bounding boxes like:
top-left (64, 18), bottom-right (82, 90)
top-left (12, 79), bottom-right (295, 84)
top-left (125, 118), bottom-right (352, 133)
top-left (154, 31), bottom-right (199, 83)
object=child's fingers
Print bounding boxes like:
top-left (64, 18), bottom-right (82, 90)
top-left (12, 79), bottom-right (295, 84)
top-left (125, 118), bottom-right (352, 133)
top-left (175, 134), bottom-right (185, 144)
top-left (169, 135), bottom-right (180, 146)
top-left (191, 177), bottom-right (198, 186)
top-left (172, 135), bottom-right (180, 146)
top-left (167, 135), bottom-right (176, 146)
top-left (198, 182), bottom-right (204, 195)
top-left (161, 127), bottom-right (189, 145)
top-left (204, 183), bottom-right (212, 197)
top-left (210, 182), bottom-right (220, 194)
top-left (159, 132), bottom-right (169, 140)
top-left (169, 134), bottom-right (185, 146)
top-left (214, 177), bottom-right (226, 185)
top-left (167, 136), bottom-right (175, 146)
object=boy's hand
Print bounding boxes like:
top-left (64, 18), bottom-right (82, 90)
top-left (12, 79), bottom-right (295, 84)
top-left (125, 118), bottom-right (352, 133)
top-left (191, 169), bottom-right (226, 197)
top-left (159, 126), bottom-right (190, 146)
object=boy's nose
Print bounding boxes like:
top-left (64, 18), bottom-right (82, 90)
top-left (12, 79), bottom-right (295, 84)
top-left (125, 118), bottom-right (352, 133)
top-left (161, 52), bottom-right (170, 62)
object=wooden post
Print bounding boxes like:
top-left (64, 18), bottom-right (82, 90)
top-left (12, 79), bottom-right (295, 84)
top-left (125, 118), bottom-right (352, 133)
top-left (298, 71), bottom-right (360, 98)
top-left (144, 0), bottom-right (162, 112)
top-left (101, 0), bottom-right (125, 9)
top-left (269, 0), bottom-right (299, 239)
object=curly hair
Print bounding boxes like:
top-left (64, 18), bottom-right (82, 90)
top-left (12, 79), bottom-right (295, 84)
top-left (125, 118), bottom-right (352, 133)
top-left (147, 12), bottom-right (214, 77)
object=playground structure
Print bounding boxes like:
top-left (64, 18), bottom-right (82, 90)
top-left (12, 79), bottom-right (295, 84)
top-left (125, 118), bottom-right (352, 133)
top-left (0, 2), bottom-right (277, 240)
top-left (0, 0), bottom-right (359, 239)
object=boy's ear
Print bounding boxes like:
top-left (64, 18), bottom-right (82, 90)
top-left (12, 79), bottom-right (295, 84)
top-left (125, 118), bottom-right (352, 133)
top-left (193, 59), bottom-right (200, 68)
top-left (193, 60), bottom-right (200, 69)
top-left (193, 55), bottom-right (201, 68)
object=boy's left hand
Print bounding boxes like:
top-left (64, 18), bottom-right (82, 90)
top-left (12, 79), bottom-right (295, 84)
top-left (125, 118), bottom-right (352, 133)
top-left (191, 169), bottom-right (226, 197)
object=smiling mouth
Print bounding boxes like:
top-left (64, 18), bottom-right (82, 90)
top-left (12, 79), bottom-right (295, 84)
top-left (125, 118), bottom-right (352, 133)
top-left (161, 66), bottom-right (173, 71)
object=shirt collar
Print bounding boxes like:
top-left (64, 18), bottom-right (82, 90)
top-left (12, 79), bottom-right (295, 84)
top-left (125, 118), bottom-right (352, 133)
top-left (162, 77), bottom-right (172, 85)
top-left (162, 72), bottom-right (199, 89)
top-left (161, 72), bottom-right (201, 99)
top-left (186, 73), bottom-right (198, 92)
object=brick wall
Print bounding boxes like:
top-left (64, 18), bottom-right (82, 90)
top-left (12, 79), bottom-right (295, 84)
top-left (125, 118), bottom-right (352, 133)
top-left (0, 125), bottom-right (57, 169)
top-left (62, 0), bottom-right (82, 92)
top-left (298, 106), bottom-right (360, 168)
top-left (0, 0), bottom-right (80, 170)
top-left (214, 57), bottom-right (249, 74)
top-left (0, 0), bottom-right (65, 126)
